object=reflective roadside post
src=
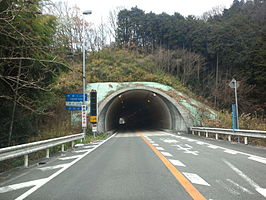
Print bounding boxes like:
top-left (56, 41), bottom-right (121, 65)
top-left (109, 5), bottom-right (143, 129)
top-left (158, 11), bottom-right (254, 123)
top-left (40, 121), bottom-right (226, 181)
top-left (229, 78), bottom-right (240, 142)
top-left (82, 10), bottom-right (92, 137)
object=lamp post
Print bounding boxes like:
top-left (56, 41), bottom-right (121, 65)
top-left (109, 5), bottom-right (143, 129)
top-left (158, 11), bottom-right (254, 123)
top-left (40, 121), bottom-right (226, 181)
top-left (82, 10), bottom-right (92, 137)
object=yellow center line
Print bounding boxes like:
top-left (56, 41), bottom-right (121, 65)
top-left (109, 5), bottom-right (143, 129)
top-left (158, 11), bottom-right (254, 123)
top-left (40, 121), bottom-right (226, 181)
top-left (139, 134), bottom-right (206, 200)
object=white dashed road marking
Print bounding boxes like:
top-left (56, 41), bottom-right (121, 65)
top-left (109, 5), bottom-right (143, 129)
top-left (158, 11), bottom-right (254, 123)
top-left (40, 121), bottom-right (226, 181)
top-left (160, 152), bottom-right (173, 157)
top-left (156, 147), bottom-right (165, 151)
top-left (168, 159), bottom-right (186, 167)
top-left (224, 149), bottom-right (238, 155)
top-left (183, 172), bottom-right (210, 186)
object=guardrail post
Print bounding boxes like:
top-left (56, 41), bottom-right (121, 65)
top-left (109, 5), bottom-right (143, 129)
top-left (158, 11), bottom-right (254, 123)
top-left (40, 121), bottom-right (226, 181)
top-left (46, 149), bottom-right (50, 158)
top-left (192, 131), bottom-right (194, 135)
top-left (61, 144), bottom-right (65, 152)
top-left (228, 135), bottom-right (231, 142)
top-left (215, 134), bottom-right (218, 140)
top-left (24, 154), bottom-right (29, 168)
top-left (244, 137), bottom-right (248, 145)
top-left (205, 131), bottom-right (208, 138)
top-left (198, 132), bottom-right (201, 136)
top-left (71, 141), bottom-right (75, 148)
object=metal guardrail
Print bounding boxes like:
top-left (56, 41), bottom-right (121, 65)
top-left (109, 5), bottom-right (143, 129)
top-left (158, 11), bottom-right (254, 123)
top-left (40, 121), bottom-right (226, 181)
top-left (0, 133), bottom-right (84, 167)
top-left (190, 127), bottom-right (266, 144)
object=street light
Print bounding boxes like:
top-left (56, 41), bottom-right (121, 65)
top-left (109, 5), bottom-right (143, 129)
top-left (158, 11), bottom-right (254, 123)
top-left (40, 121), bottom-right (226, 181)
top-left (82, 10), bottom-right (92, 137)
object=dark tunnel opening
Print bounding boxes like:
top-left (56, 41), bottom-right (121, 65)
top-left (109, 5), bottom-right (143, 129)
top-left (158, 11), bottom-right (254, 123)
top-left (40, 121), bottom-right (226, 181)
top-left (98, 88), bottom-right (190, 133)
top-left (104, 90), bottom-right (172, 131)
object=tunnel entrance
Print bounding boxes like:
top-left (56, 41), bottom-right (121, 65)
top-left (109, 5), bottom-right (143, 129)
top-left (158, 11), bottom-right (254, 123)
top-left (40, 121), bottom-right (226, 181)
top-left (97, 87), bottom-right (192, 133)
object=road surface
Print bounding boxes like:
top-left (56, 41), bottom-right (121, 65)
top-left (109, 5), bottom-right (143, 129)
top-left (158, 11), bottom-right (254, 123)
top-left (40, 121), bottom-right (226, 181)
top-left (0, 130), bottom-right (266, 200)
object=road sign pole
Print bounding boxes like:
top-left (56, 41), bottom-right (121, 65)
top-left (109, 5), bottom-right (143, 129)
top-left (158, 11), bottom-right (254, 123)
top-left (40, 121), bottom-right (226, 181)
top-left (82, 16), bottom-right (87, 137)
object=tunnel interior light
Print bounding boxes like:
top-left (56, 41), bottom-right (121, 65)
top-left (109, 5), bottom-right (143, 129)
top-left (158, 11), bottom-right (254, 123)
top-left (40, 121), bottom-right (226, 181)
top-left (118, 95), bottom-right (122, 98)
top-left (147, 99), bottom-right (151, 103)
top-left (153, 93), bottom-right (157, 97)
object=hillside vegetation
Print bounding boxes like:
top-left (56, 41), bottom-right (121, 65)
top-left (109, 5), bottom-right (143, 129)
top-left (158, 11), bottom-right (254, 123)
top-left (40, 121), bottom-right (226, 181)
top-left (0, 0), bottom-right (265, 148)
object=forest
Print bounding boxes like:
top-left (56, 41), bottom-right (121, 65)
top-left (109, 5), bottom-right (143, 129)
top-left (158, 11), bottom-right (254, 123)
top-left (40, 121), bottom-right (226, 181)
top-left (0, 0), bottom-right (265, 147)
top-left (115, 0), bottom-right (266, 116)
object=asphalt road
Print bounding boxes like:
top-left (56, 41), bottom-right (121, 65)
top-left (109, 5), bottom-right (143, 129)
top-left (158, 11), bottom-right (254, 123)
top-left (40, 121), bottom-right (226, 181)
top-left (0, 130), bottom-right (266, 200)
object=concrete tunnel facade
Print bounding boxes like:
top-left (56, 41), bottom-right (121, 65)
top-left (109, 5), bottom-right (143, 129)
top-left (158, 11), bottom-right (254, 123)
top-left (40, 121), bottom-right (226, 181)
top-left (97, 86), bottom-right (193, 133)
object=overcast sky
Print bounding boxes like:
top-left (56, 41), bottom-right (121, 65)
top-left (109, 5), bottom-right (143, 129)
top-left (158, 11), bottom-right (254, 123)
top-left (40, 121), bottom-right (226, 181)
top-left (56, 0), bottom-right (234, 25)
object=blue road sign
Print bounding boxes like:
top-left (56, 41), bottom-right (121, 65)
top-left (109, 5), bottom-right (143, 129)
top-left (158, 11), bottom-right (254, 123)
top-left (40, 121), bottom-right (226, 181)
top-left (65, 106), bottom-right (88, 111)
top-left (65, 106), bottom-right (82, 111)
top-left (65, 93), bottom-right (88, 101)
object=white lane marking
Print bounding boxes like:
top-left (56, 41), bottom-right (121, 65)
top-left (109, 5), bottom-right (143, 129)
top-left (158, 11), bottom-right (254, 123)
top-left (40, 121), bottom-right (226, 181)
top-left (160, 138), bottom-right (179, 143)
top-left (156, 147), bottom-right (165, 151)
top-left (183, 172), bottom-right (210, 186)
top-left (226, 179), bottom-right (253, 194)
top-left (248, 156), bottom-right (266, 165)
top-left (167, 132), bottom-right (266, 166)
top-left (196, 141), bottom-right (205, 145)
top-left (224, 149), bottom-right (238, 155)
top-left (38, 164), bottom-right (70, 171)
top-left (168, 159), bottom-right (186, 167)
top-left (186, 138), bottom-right (196, 142)
top-left (223, 159), bottom-right (266, 198)
top-left (160, 152), bottom-right (173, 157)
top-left (207, 145), bottom-right (219, 149)
top-left (83, 145), bottom-right (98, 149)
top-left (152, 143), bottom-right (159, 146)
top-left (216, 180), bottom-right (240, 195)
top-left (0, 178), bottom-right (48, 193)
top-left (59, 155), bottom-right (82, 160)
top-left (14, 133), bottom-right (117, 200)
top-left (74, 149), bottom-right (92, 153)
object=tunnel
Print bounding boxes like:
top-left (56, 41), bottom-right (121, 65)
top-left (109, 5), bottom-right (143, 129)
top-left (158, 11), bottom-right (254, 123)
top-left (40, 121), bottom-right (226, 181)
top-left (97, 87), bottom-right (192, 133)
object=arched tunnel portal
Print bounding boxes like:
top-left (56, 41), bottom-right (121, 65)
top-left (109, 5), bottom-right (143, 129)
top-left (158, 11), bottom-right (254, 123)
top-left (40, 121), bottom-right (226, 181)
top-left (97, 87), bottom-right (192, 133)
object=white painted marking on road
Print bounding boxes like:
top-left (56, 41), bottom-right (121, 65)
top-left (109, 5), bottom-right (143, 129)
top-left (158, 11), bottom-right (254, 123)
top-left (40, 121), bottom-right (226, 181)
top-left (0, 178), bottom-right (48, 193)
top-left (74, 144), bottom-right (84, 147)
top-left (186, 138), bottom-right (196, 142)
top-left (156, 147), bottom-right (165, 151)
top-left (223, 159), bottom-right (266, 198)
top-left (224, 149), bottom-right (238, 155)
top-left (256, 188), bottom-right (266, 198)
top-left (208, 145), bottom-right (219, 149)
top-left (59, 155), bottom-right (82, 160)
top-left (14, 133), bottom-right (117, 200)
top-left (216, 180), bottom-right (240, 195)
top-left (38, 164), bottom-right (70, 171)
top-left (196, 141), bottom-right (205, 145)
top-left (74, 149), bottom-right (92, 153)
top-left (83, 145), bottom-right (98, 149)
top-left (168, 159), bottom-right (186, 167)
top-left (183, 172), bottom-right (210, 186)
top-left (160, 138), bottom-right (179, 143)
top-left (160, 152), bottom-right (173, 157)
top-left (152, 143), bottom-right (159, 146)
top-left (172, 144), bottom-right (199, 155)
top-left (248, 156), bottom-right (266, 165)
top-left (226, 179), bottom-right (253, 194)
